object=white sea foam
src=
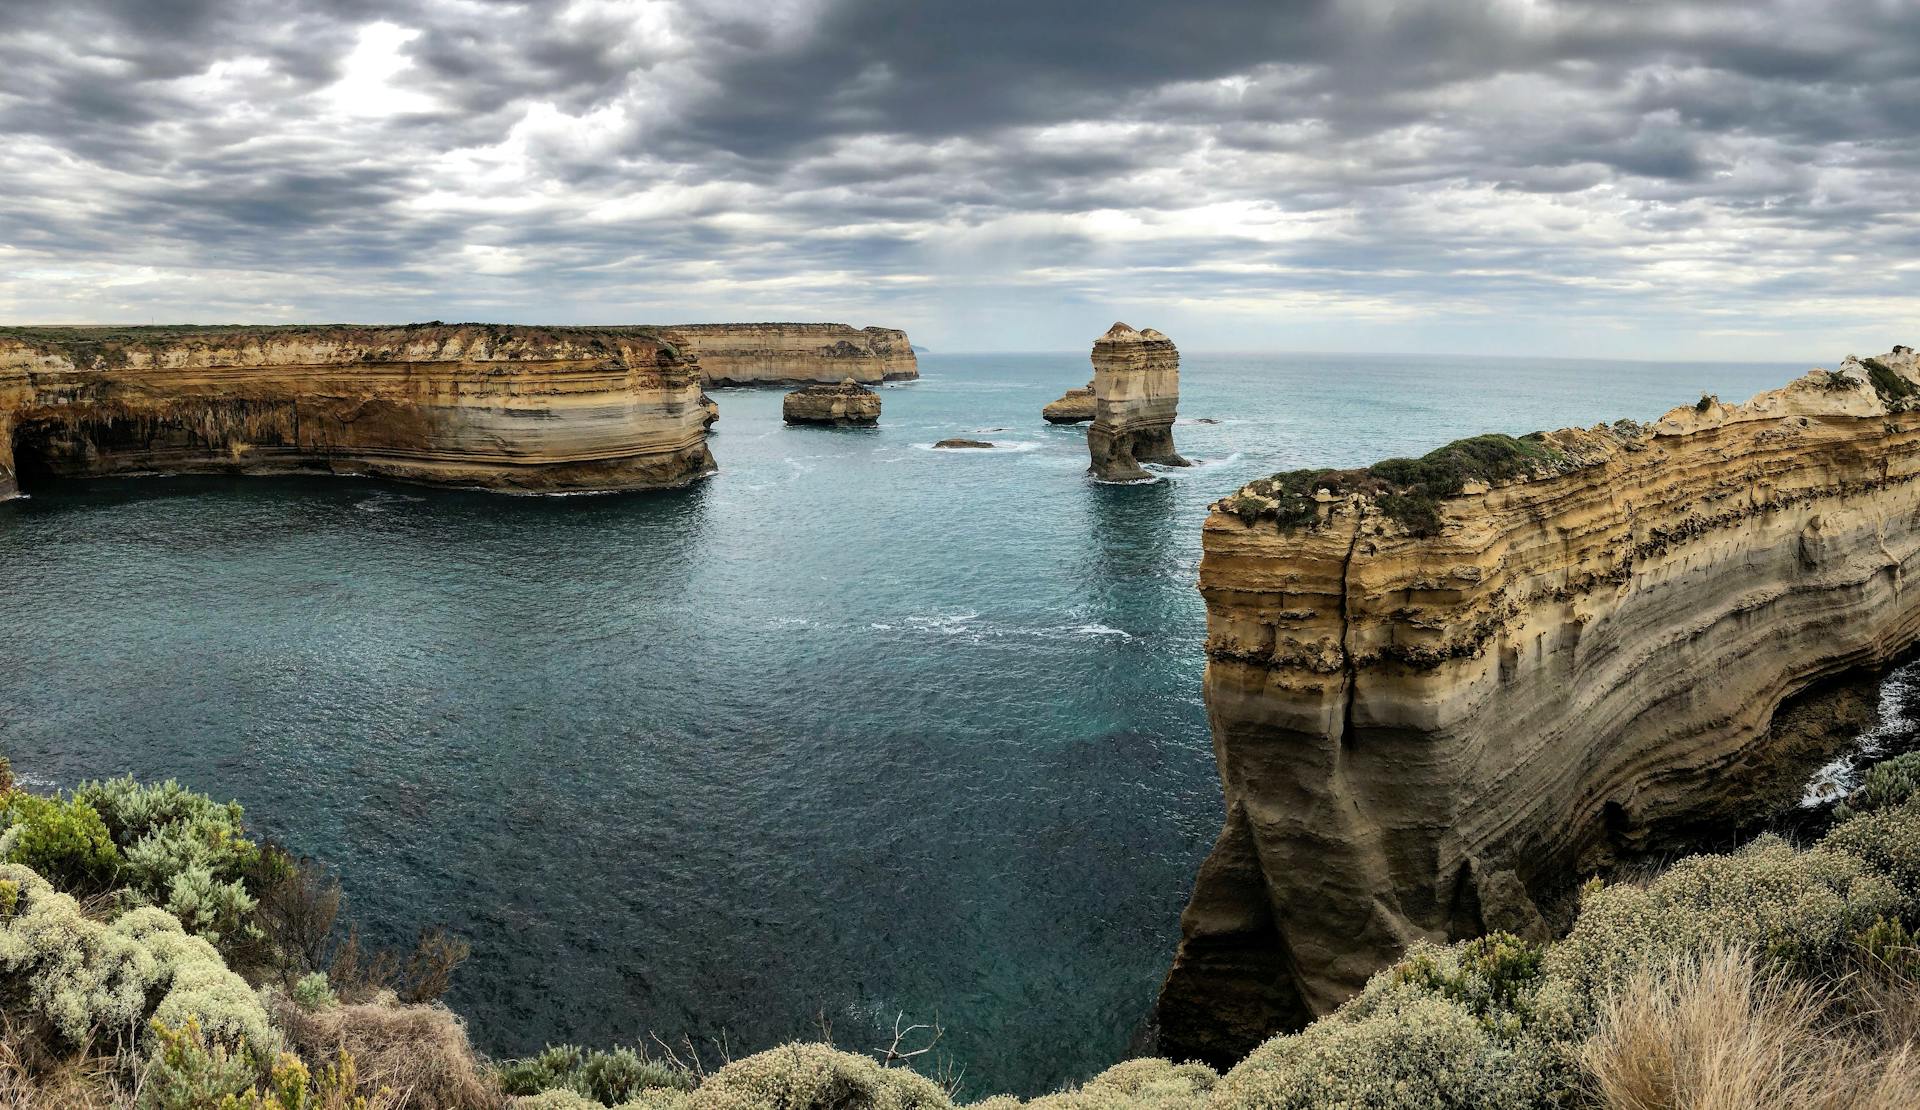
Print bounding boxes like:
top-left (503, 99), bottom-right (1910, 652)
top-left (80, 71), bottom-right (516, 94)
top-left (1801, 661), bottom-right (1920, 807)
top-left (910, 440), bottom-right (1045, 454)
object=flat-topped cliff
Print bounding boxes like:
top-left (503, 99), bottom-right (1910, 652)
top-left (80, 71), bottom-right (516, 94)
top-left (1159, 345), bottom-right (1920, 1065)
top-left (661, 323), bottom-right (918, 386)
top-left (0, 324), bottom-right (714, 498)
top-left (1088, 323), bottom-right (1187, 481)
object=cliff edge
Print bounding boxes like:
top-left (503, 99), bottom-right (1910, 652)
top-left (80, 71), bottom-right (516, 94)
top-left (662, 323), bottom-right (918, 386)
top-left (1158, 345), bottom-right (1920, 1065)
top-left (0, 324), bottom-right (715, 498)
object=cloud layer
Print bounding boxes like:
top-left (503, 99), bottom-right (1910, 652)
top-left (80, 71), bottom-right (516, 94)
top-left (0, 0), bottom-right (1915, 356)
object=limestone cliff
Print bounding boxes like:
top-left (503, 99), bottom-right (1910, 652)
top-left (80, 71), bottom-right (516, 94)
top-left (1159, 346), bottom-right (1920, 1066)
top-left (782, 379), bottom-right (881, 426)
top-left (0, 324), bottom-right (714, 499)
top-left (662, 323), bottom-right (918, 386)
top-left (1088, 323), bottom-right (1187, 480)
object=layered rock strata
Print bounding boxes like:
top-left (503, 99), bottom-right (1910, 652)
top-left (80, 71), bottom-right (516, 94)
top-left (0, 324), bottom-right (714, 499)
top-left (1159, 346), bottom-right (1920, 1066)
top-left (663, 324), bottom-right (918, 386)
top-left (1043, 382), bottom-right (1095, 424)
top-left (782, 379), bottom-right (881, 427)
top-left (1087, 323), bottom-right (1187, 480)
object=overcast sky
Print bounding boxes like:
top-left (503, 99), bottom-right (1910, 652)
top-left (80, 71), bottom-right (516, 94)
top-left (0, 0), bottom-right (1914, 357)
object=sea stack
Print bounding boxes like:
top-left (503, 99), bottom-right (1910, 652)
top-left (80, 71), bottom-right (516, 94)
top-left (782, 378), bottom-right (881, 426)
top-left (1042, 381), bottom-right (1095, 424)
top-left (1087, 323), bottom-right (1188, 480)
top-left (1157, 345), bottom-right (1920, 1067)
top-left (0, 324), bottom-right (714, 498)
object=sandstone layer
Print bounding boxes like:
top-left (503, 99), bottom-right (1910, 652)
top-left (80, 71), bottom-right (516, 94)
top-left (1087, 323), bottom-right (1187, 480)
top-left (1043, 381), bottom-right (1095, 424)
top-left (0, 324), bottom-right (714, 499)
top-left (662, 324), bottom-right (918, 386)
top-left (782, 379), bottom-right (881, 427)
top-left (1159, 346), bottom-right (1920, 1066)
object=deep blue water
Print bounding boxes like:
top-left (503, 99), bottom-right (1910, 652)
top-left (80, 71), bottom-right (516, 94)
top-left (0, 351), bottom-right (1808, 1096)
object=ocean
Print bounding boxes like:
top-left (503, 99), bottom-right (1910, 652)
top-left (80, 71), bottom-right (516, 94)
top-left (0, 350), bottom-right (1814, 1096)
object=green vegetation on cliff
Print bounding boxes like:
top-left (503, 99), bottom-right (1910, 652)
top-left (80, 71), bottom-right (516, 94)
top-left (4, 753), bottom-right (1919, 1107)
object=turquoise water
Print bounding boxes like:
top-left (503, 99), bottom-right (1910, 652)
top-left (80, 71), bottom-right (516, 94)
top-left (0, 351), bottom-right (1807, 1095)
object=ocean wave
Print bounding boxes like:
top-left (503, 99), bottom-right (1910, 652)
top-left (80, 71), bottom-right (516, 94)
top-left (1802, 661), bottom-right (1920, 807)
top-left (1155, 452), bottom-right (1245, 473)
top-left (898, 611), bottom-right (1133, 643)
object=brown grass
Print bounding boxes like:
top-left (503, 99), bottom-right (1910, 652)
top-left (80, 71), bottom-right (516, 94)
top-left (267, 992), bottom-right (503, 1110)
top-left (1583, 947), bottom-right (1920, 1110)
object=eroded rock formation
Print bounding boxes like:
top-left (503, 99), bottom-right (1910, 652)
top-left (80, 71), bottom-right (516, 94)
top-left (1087, 323), bottom-right (1187, 480)
top-left (663, 324), bottom-right (918, 386)
top-left (0, 324), bottom-right (714, 499)
top-left (1159, 346), bottom-right (1920, 1066)
top-left (782, 379), bottom-right (881, 427)
top-left (1043, 381), bottom-right (1095, 424)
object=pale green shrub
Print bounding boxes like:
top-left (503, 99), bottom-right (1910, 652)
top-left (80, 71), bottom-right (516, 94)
top-left (976, 1058), bottom-right (1218, 1109)
top-left (0, 790), bottom-right (120, 891)
top-left (1823, 805), bottom-right (1920, 909)
top-left (0, 863), bottom-right (277, 1057)
top-left (686, 1043), bottom-right (949, 1110)
top-left (293, 971), bottom-right (336, 1011)
top-left (140, 1014), bottom-right (261, 1109)
top-left (514, 1093), bottom-right (603, 1110)
top-left (1835, 752), bottom-right (1920, 819)
top-left (1545, 834), bottom-right (1901, 998)
top-left (499, 1043), bottom-right (695, 1104)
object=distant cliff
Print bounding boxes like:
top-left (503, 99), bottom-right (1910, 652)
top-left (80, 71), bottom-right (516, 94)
top-left (1159, 346), bottom-right (1920, 1065)
top-left (661, 323), bottom-right (918, 386)
top-left (0, 324), bottom-right (714, 498)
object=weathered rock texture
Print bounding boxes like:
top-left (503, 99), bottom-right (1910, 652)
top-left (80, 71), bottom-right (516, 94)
top-left (1087, 323), bottom-right (1187, 480)
top-left (1159, 346), bottom-right (1920, 1066)
top-left (0, 324), bottom-right (714, 499)
top-left (1043, 381), bottom-right (1095, 424)
top-left (782, 379), bottom-right (881, 427)
top-left (663, 324), bottom-right (918, 386)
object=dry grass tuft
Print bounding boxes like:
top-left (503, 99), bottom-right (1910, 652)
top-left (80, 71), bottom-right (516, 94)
top-left (267, 990), bottom-right (503, 1110)
top-left (1583, 947), bottom-right (1920, 1110)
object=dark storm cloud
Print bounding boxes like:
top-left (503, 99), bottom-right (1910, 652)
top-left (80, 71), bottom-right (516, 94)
top-left (0, 0), bottom-right (1914, 354)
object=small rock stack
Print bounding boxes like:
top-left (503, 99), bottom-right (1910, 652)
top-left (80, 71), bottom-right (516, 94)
top-left (1042, 381), bottom-right (1095, 424)
top-left (782, 378), bottom-right (881, 427)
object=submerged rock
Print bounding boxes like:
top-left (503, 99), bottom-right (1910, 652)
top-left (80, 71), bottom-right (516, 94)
top-left (1043, 381), bottom-right (1095, 424)
top-left (1087, 323), bottom-right (1188, 481)
top-left (933, 438), bottom-right (994, 449)
top-left (782, 378), bottom-right (881, 427)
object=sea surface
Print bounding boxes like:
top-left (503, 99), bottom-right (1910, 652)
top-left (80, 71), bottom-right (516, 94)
top-left (0, 351), bottom-right (1818, 1096)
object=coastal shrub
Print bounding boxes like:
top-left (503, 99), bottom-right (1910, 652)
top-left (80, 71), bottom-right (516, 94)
top-left (293, 971), bottom-right (336, 1011)
top-left (266, 988), bottom-right (502, 1110)
top-left (0, 863), bottom-right (277, 1056)
top-left (0, 790), bottom-right (120, 892)
top-left (973, 1058), bottom-right (1217, 1109)
top-left (74, 775), bottom-right (282, 947)
top-left (1863, 357), bottom-right (1918, 409)
top-left (499, 1044), bottom-right (693, 1105)
top-left (1545, 834), bottom-right (1902, 999)
top-left (141, 1015), bottom-right (265, 1108)
top-left (1230, 433), bottom-right (1566, 535)
top-left (1822, 805), bottom-right (1920, 909)
top-left (1213, 990), bottom-right (1569, 1110)
top-left (1836, 751), bottom-right (1920, 820)
top-left (685, 1043), bottom-right (948, 1110)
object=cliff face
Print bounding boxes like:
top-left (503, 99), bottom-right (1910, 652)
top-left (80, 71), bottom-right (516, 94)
top-left (663, 323), bottom-right (918, 386)
top-left (1159, 346), bottom-right (1920, 1065)
top-left (0, 324), bottom-right (714, 499)
top-left (1087, 323), bottom-right (1187, 481)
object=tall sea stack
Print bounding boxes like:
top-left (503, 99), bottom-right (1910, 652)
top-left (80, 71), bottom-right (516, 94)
top-left (1157, 345), bottom-right (1920, 1066)
top-left (1087, 322), bottom-right (1187, 481)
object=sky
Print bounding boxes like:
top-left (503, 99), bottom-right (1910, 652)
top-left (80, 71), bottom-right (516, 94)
top-left (0, 0), bottom-right (1915, 359)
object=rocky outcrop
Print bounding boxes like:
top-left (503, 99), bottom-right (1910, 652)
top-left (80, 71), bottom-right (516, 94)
top-left (1087, 323), bottom-right (1187, 480)
top-left (1159, 346), bottom-right (1920, 1066)
top-left (1043, 382), bottom-right (1095, 424)
top-left (933, 438), bottom-right (994, 449)
top-left (0, 324), bottom-right (714, 499)
top-left (663, 324), bottom-right (918, 386)
top-left (700, 393), bottom-right (720, 431)
top-left (782, 379), bottom-right (880, 427)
